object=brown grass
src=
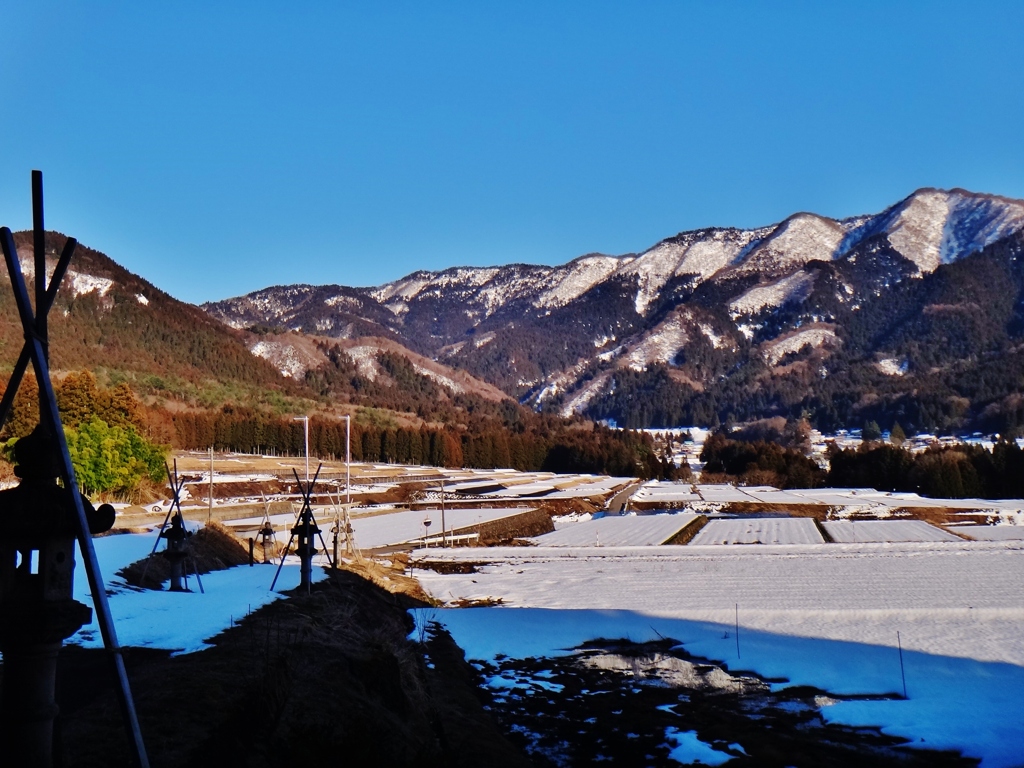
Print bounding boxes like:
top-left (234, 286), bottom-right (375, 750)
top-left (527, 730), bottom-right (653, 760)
top-left (117, 520), bottom-right (252, 589)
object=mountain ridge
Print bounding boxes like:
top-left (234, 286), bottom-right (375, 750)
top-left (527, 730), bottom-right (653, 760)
top-left (202, 187), bottom-right (1024, 435)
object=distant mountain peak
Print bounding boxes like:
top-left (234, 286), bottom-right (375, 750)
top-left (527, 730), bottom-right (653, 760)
top-left (203, 187), bottom-right (1024, 432)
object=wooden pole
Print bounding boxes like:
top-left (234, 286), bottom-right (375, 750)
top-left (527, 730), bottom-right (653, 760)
top-left (897, 631), bottom-right (907, 698)
top-left (735, 603), bottom-right (741, 659)
top-left (208, 446), bottom-right (213, 523)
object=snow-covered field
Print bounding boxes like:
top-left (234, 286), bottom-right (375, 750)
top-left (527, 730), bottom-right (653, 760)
top-left (228, 506), bottom-right (530, 549)
top-left (413, 540), bottom-right (1024, 766)
top-left (823, 520), bottom-right (962, 543)
top-left (531, 513), bottom-right (698, 547)
top-left (948, 524), bottom-right (1024, 541)
top-left (65, 531), bottom-right (321, 654)
top-left (626, 481), bottom-right (1024, 529)
top-left (689, 517), bottom-right (824, 545)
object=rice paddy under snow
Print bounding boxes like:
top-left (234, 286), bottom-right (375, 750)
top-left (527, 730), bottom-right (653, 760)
top-left (823, 520), bottom-right (963, 543)
top-left (531, 513), bottom-right (699, 547)
top-left (228, 506), bottom-right (530, 550)
top-left (948, 524), bottom-right (1024, 541)
top-left (689, 517), bottom-right (824, 545)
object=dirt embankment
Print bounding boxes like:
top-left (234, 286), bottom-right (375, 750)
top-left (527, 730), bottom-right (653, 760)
top-left (662, 514), bottom-right (708, 545)
top-left (117, 521), bottom-right (252, 589)
top-left (184, 479), bottom-right (286, 500)
top-left (465, 506), bottom-right (553, 544)
top-left (49, 569), bottom-right (530, 768)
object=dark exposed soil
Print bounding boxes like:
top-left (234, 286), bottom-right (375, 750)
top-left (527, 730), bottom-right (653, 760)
top-left (44, 570), bottom-right (529, 768)
top-left (470, 507), bottom-right (553, 545)
top-left (468, 637), bottom-right (979, 768)
top-left (184, 479), bottom-right (285, 500)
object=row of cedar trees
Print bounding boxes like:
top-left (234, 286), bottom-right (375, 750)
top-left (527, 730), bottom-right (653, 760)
top-left (1, 372), bottom-right (680, 480)
top-left (171, 407), bottom-right (681, 478)
top-left (700, 430), bottom-right (1024, 500)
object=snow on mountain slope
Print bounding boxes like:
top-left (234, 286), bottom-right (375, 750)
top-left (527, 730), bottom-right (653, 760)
top-left (19, 257), bottom-right (116, 300)
top-left (621, 311), bottom-right (690, 370)
top-left (840, 189), bottom-right (1024, 274)
top-left (210, 284), bottom-right (320, 329)
top-left (344, 344), bottom-right (384, 381)
top-left (535, 255), bottom-right (627, 308)
top-left (249, 337), bottom-right (328, 378)
top-left (618, 228), bottom-right (768, 315)
top-left (875, 189), bottom-right (951, 273)
top-left (762, 326), bottom-right (838, 366)
top-left (739, 214), bottom-right (846, 275)
top-left (328, 337), bottom-right (510, 401)
top-left (559, 370), bottom-right (613, 418)
top-left (203, 187), bottom-right (1024, 423)
top-left (941, 190), bottom-right (1024, 265)
top-left (371, 273), bottom-right (433, 304)
top-left (729, 270), bottom-right (816, 316)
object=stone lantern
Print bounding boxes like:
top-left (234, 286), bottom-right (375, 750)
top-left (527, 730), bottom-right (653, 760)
top-left (159, 513), bottom-right (190, 591)
top-left (258, 520), bottom-right (276, 563)
top-left (0, 426), bottom-right (115, 765)
top-left (292, 510), bottom-right (319, 591)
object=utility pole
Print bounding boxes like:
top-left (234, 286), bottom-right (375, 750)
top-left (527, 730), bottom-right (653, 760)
top-left (208, 446), bottom-right (213, 523)
top-left (343, 414), bottom-right (351, 507)
top-left (294, 415), bottom-right (309, 483)
top-left (440, 478), bottom-right (446, 548)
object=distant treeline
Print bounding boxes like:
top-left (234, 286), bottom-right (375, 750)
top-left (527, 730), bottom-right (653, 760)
top-left (171, 407), bottom-right (685, 479)
top-left (827, 441), bottom-right (1024, 500)
top-left (701, 430), bottom-right (1024, 499)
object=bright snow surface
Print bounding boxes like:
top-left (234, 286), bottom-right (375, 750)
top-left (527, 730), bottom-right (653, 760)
top-left (948, 525), bottom-right (1024, 541)
top-left (412, 540), bottom-right (1024, 766)
top-left (822, 520), bottom-right (961, 543)
top-left (62, 530), bottom-right (324, 654)
top-left (689, 517), bottom-right (824, 545)
top-left (664, 727), bottom-right (732, 765)
top-left (228, 506), bottom-right (530, 549)
top-left (530, 513), bottom-right (698, 547)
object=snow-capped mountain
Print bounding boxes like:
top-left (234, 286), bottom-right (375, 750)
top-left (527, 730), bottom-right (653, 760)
top-left (204, 188), bottom-right (1024, 432)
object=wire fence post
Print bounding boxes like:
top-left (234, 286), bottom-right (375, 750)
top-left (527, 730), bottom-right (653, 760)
top-left (897, 630), bottom-right (907, 698)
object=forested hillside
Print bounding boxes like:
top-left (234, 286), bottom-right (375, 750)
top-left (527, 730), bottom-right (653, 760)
top-left (0, 232), bottom-right (676, 480)
top-left (0, 231), bottom-right (294, 403)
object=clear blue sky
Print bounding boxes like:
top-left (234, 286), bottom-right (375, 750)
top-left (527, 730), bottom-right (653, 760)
top-left (2, 1), bottom-right (1022, 304)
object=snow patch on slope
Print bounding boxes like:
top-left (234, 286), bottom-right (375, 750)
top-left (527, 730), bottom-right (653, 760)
top-left (412, 363), bottom-right (465, 394)
top-left (763, 327), bottom-right (838, 366)
top-left (345, 346), bottom-right (384, 382)
top-left (473, 332), bottom-right (496, 348)
top-left (740, 214), bottom-right (845, 274)
top-left (533, 360), bottom-right (594, 403)
top-left (699, 324), bottom-right (726, 349)
top-left (535, 256), bottom-right (624, 308)
top-left (877, 358), bottom-right (908, 376)
top-left (620, 229), bottom-right (767, 316)
top-left (841, 189), bottom-right (1024, 274)
top-left (560, 372), bottom-right (613, 417)
top-left (371, 276), bottom-right (431, 303)
top-left (883, 190), bottom-right (952, 273)
top-left (67, 271), bottom-right (115, 298)
top-left (730, 271), bottom-right (816, 316)
top-left (250, 340), bottom-right (308, 378)
top-left (621, 314), bottom-right (689, 371)
top-left (941, 191), bottom-right (1024, 265)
